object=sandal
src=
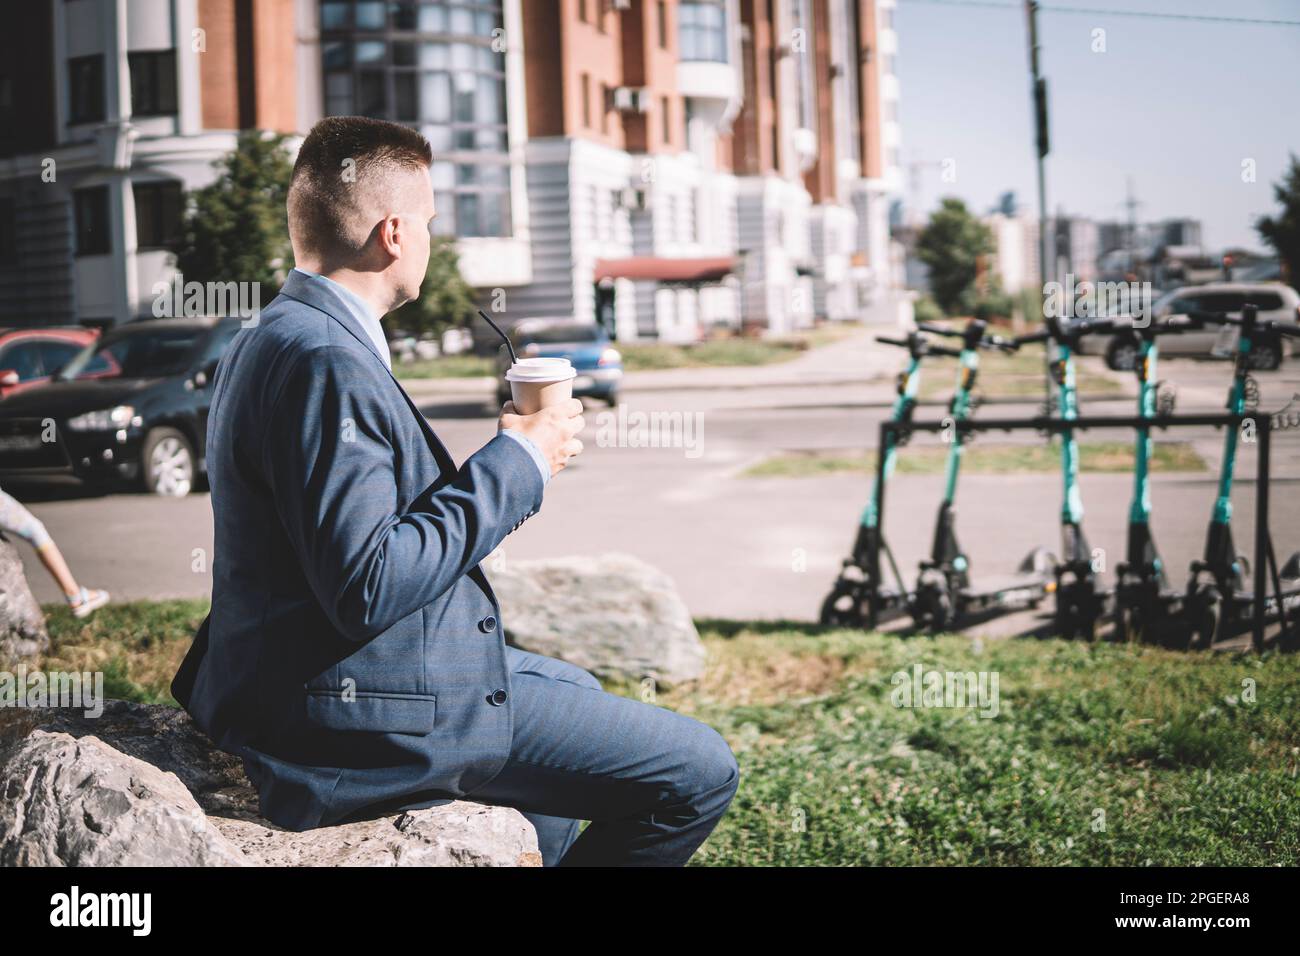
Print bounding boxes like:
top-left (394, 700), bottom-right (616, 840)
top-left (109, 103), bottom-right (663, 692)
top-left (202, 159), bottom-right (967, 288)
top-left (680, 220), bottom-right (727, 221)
top-left (68, 587), bottom-right (110, 619)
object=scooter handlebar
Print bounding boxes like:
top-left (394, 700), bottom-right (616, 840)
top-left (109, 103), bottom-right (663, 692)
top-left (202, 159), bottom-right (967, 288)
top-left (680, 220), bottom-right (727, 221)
top-left (1014, 329), bottom-right (1052, 345)
top-left (1184, 307), bottom-right (1300, 338)
top-left (979, 333), bottom-right (1020, 353)
top-left (875, 334), bottom-right (963, 358)
top-left (916, 322), bottom-right (965, 339)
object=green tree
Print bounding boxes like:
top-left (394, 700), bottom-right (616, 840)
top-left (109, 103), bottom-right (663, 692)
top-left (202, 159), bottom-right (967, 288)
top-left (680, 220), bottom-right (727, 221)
top-left (389, 236), bottom-right (478, 338)
top-left (1256, 153), bottom-right (1300, 292)
top-left (176, 131), bottom-right (294, 295)
top-left (916, 198), bottom-right (995, 316)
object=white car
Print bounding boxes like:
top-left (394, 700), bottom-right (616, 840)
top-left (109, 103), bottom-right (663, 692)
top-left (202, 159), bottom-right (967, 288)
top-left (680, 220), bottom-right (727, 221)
top-left (1088, 282), bottom-right (1300, 371)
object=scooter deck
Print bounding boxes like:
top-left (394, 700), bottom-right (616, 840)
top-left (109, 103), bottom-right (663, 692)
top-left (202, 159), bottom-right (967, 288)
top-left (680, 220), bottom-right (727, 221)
top-left (959, 573), bottom-right (1052, 602)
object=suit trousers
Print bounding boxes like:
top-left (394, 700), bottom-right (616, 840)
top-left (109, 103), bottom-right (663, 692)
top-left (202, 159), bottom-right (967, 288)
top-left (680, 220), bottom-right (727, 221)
top-left (466, 646), bottom-right (739, 866)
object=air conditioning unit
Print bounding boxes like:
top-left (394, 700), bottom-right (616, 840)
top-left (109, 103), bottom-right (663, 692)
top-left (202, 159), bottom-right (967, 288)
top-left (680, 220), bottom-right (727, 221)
top-left (618, 187), bottom-right (651, 211)
top-left (612, 86), bottom-right (651, 113)
top-left (609, 0), bottom-right (633, 10)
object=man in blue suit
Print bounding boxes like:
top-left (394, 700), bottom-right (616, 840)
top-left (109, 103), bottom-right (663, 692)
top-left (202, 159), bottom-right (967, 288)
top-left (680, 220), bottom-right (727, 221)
top-left (172, 117), bottom-right (738, 866)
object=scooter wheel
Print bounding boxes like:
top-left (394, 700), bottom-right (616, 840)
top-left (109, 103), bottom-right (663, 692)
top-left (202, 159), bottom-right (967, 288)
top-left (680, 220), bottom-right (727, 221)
top-left (819, 583), bottom-right (867, 629)
top-left (1119, 607), bottom-right (1146, 644)
top-left (913, 573), bottom-right (953, 631)
top-left (1188, 589), bottom-right (1220, 651)
top-left (1059, 608), bottom-right (1098, 643)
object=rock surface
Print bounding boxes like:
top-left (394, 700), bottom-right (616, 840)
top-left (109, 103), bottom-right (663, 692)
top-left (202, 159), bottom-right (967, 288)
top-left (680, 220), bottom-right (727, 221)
top-left (0, 536), bottom-right (49, 662)
top-left (489, 552), bottom-right (705, 688)
top-left (0, 701), bottom-right (540, 867)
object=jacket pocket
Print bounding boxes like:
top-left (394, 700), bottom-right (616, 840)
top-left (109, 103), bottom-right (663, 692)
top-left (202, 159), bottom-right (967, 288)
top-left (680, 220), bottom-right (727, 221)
top-left (304, 688), bottom-right (437, 735)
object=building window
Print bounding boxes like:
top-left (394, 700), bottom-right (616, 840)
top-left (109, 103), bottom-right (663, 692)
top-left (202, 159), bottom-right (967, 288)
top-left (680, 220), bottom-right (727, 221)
top-left (133, 181), bottom-right (184, 250)
top-left (0, 197), bottom-right (15, 263)
top-left (598, 83), bottom-right (609, 134)
top-left (318, 0), bottom-right (512, 238)
top-left (679, 1), bottom-right (726, 62)
top-left (129, 50), bottom-right (178, 117)
top-left (578, 0), bottom-right (589, 23)
top-left (661, 96), bottom-right (672, 146)
top-left (68, 55), bottom-right (105, 125)
top-left (581, 73), bottom-right (591, 128)
top-left (74, 186), bottom-right (111, 256)
top-left (657, 1), bottom-right (669, 49)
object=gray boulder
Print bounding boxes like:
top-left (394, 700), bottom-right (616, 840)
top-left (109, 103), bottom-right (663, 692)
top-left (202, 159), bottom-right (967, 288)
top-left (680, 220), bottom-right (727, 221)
top-left (0, 701), bottom-right (540, 867)
top-left (0, 536), bottom-right (48, 662)
top-left (489, 552), bottom-right (705, 688)
top-left (0, 730), bottom-right (247, 866)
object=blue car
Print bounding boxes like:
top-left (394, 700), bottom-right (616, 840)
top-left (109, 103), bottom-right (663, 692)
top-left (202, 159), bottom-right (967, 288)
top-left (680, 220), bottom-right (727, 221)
top-left (494, 320), bottom-right (623, 406)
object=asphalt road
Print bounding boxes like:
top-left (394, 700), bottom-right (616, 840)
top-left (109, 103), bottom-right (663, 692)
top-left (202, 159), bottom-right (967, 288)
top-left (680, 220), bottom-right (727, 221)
top-left (12, 337), bottom-right (1300, 634)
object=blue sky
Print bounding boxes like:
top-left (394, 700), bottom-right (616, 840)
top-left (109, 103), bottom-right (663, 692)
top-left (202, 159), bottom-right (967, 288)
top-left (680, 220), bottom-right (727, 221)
top-left (894, 0), bottom-right (1300, 251)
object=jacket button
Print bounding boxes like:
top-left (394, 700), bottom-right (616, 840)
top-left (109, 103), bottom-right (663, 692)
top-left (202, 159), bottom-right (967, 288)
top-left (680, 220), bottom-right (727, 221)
top-left (479, 616), bottom-right (497, 633)
top-left (488, 689), bottom-right (508, 706)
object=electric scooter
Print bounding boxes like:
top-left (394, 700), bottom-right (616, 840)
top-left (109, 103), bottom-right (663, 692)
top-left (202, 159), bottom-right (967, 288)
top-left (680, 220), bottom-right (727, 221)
top-left (820, 329), bottom-right (962, 627)
top-left (1178, 303), bottom-right (1300, 649)
top-left (1015, 316), bottom-right (1118, 639)
top-left (908, 319), bottom-right (1058, 630)
top-left (1112, 315), bottom-right (1200, 643)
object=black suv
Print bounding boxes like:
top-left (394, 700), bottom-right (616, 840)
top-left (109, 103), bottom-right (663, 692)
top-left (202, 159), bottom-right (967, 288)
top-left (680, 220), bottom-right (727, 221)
top-left (0, 317), bottom-right (242, 496)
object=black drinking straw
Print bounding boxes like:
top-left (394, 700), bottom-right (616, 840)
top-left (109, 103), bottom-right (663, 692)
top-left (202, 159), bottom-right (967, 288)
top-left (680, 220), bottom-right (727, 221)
top-left (478, 309), bottom-right (518, 365)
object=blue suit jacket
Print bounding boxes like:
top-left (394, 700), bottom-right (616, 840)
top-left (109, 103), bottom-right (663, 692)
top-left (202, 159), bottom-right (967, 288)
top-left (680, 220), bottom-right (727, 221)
top-left (172, 269), bottom-right (544, 831)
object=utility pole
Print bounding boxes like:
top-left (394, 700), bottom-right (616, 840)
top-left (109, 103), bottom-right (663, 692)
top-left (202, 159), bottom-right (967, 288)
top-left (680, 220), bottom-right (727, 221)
top-left (1123, 177), bottom-right (1141, 279)
top-left (1024, 0), bottom-right (1052, 404)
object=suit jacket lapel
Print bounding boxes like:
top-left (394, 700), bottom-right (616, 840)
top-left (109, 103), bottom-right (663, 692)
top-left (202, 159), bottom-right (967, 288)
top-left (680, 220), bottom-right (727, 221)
top-left (277, 271), bottom-right (458, 474)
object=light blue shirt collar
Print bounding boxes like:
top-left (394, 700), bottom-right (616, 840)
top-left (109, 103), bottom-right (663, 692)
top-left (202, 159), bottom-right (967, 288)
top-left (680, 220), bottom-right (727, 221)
top-left (290, 267), bottom-right (392, 370)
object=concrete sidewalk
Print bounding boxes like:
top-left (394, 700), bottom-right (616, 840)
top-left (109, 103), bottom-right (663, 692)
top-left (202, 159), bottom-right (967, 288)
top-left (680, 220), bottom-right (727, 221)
top-left (399, 328), bottom-right (897, 396)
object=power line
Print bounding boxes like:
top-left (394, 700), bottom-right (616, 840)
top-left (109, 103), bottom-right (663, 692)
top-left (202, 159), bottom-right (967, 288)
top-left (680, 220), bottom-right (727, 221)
top-left (899, 0), bottom-right (1300, 26)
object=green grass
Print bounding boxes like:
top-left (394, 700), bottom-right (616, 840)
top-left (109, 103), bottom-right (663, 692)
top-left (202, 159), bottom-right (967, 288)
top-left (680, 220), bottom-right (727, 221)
top-left (38, 599), bottom-right (209, 704)
top-left (38, 600), bottom-right (1300, 865)
top-left (918, 343), bottom-right (1123, 400)
top-left (742, 441), bottom-right (1207, 478)
top-left (392, 354), bottom-right (497, 379)
top-left (663, 624), bottom-right (1300, 866)
top-left (621, 326), bottom-right (860, 372)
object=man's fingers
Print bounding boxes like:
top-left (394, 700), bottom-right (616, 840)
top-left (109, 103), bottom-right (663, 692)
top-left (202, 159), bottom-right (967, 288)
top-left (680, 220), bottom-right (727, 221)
top-left (564, 438), bottom-right (584, 458)
top-left (501, 401), bottom-right (517, 416)
top-left (562, 398), bottom-right (584, 418)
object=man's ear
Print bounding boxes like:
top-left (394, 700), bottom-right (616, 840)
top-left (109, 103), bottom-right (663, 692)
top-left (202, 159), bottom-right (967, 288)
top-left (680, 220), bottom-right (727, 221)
top-left (377, 215), bottom-right (403, 260)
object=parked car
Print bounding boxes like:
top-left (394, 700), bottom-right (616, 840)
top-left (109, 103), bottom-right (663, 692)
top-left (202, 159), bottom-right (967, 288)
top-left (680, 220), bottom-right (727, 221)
top-left (493, 320), bottom-right (623, 406)
top-left (0, 317), bottom-right (242, 496)
top-left (1083, 282), bottom-right (1300, 371)
top-left (0, 326), bottom-right (102, 399)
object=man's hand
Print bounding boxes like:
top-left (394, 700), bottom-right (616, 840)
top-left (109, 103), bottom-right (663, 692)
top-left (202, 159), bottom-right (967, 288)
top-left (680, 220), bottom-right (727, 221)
top-left (499, 399), bottom-right (585, 477)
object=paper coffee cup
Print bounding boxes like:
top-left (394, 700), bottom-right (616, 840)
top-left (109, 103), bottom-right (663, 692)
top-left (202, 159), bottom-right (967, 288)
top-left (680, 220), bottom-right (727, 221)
top-left (505, 357), bottom-right (578, 415)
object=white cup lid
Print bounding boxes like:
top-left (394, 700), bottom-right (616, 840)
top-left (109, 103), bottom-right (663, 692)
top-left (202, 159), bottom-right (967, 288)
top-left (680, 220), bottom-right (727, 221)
top-left (505, 357), bottom-right (577, 383)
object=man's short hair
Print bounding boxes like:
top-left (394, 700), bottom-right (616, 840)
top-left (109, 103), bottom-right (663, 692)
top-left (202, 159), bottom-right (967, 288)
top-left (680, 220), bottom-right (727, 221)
top-left (288, 116), bottom-right (433, 261)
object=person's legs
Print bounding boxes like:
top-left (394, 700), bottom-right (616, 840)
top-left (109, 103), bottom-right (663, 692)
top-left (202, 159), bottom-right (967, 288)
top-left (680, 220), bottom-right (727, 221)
top-left (501, 646), bottom-right (594, 865)
top-left (0, 487), bottom-right (108, 616)
top-left (471, 647), bottom-right (739, 867)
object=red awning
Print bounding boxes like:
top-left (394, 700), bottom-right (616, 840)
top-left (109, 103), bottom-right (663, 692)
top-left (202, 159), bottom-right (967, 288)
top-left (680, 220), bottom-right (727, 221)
top-left (592, 256), bottom-right (737, 284)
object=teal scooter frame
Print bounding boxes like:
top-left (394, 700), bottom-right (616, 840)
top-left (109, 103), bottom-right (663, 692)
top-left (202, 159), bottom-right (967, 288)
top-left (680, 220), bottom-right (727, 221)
top-left (1015, 316), bottom-right (1118, 639)
top-left (908, 319), bottom-right (1057, 630)
top-left (820, 329), bottom-right (961, 627)
top-left (1178, 303), bottom-right (1300, 648)
top-left (1112, 315), bottom-right (1200, 643)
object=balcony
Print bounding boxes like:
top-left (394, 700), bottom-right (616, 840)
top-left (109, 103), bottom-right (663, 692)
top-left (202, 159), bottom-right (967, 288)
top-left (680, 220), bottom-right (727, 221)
top-left (676, 2), bottom-right (738, 127)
